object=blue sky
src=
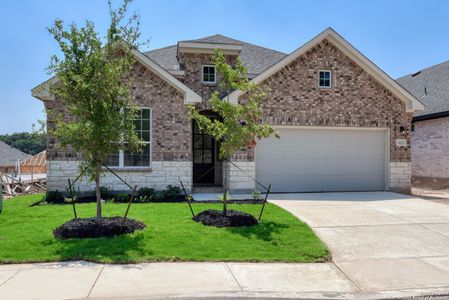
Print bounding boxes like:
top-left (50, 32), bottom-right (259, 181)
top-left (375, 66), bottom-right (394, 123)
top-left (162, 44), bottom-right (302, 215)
top-left (0, 0), bottom-right (448, 134)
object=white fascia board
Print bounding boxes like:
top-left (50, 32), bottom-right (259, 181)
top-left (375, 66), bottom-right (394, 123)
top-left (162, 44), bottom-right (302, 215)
top-left (31, 77), bottom-right (59, 101)
top-left (228, 28), bottom-right (424, 112)
top-left (178, 41), bottom-right (243, 55)
top-left (169, 70), bottom-right (186, 76)
top-left (132, 49), bottom-right (201, 104)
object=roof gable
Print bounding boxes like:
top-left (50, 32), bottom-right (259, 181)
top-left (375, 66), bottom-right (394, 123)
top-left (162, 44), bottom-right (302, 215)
top-left (145, 34), bottom-right (286, 78)
top-left (32, 49), bottom-right (202, 104)
top-left (227, 28), bottom-right (424, 112)
top-left (0, 141), bottom-right (30, 167)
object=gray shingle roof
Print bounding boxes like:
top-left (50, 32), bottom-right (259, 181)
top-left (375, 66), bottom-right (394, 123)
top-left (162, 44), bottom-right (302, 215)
top-left (145, 34), bottom-right (287, 78)
top-left (0, 141), bottom-right (31, 167)
top-left (396, 60), bottom-right (449, 117)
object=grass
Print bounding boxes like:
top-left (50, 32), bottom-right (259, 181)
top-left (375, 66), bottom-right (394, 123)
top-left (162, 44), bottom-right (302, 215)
top-left (0, 194), bottom-right (329, 264)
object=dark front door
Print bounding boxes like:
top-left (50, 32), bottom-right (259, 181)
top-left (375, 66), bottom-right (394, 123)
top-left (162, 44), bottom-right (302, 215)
top-left (193, 121), bottom-right (215, 184)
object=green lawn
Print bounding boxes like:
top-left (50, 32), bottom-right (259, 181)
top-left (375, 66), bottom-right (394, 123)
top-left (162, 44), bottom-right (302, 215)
top-left (0, 194), bottom-right (329, 263)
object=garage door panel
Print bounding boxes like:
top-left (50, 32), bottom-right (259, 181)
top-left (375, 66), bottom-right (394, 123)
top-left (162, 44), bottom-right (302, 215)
top-left (255, 128), bottom-right (386, 192)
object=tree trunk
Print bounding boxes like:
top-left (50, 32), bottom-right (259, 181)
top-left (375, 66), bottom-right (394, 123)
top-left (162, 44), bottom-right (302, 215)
top-left (223, 159), bottom-right (227, 216)
top-left (95, 160), bottom-right (102, 219)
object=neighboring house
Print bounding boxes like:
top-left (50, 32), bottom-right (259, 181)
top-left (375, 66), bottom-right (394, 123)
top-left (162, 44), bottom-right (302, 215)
top-left (20, 151), bottom-right (47, 174)
top-left (0, 141), bottom-right (31, 174)
top-left (32, 28), bottom-right (423, 194)
top-left (397, 60), bottom-right (449, 189)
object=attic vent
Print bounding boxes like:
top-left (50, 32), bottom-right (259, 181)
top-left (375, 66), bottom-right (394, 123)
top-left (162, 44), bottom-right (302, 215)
top-left (411, 71), bottom-right (421, 77)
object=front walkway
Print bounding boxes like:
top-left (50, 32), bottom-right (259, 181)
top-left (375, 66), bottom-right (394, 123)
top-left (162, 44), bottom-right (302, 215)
top-left (2, 192), bottom-right (449, 299)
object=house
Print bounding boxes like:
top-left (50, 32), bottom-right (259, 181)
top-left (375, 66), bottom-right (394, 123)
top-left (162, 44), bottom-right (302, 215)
top-left (397, 60), bottom-right (449, 189)
top-left (20, 150), bottom-right (47, 174)
top-left (32, 28), bottom-right (423, 194)
top-left (0, 141), bottom-right (31, 174)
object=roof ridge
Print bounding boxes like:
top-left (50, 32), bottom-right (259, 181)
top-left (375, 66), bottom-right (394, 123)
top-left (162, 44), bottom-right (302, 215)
top-left (147, 34), bottom-right (286, 55)
top-left (397, 59), bottom-right (449, 79)
top-left (144, 44), bottom-right (176, 54)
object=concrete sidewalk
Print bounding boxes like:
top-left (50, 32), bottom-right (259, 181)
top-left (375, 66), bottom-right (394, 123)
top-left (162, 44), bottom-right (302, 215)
top-left (2, 261), bottom-right (448, 300)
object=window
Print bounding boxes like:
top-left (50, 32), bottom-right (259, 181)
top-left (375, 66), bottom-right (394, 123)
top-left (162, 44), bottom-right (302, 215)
top-left (106, 108), bottom-right (152, 168)
top-left (202, 65), bottom-right (216, 84)
top-left (319, 70), bottom-right (332, 88)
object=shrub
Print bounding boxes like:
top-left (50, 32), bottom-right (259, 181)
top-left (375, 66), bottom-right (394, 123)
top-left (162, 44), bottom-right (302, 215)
top-left (45, 190), bottom-right (65, 204)
top-left (252, 191), bottom-right (261, 200)
top-left (114, 193), bottom-right (130, 203)
top-left (165, 185), bottom-right (181, 199)
top-left (100, 186), bottom-right (112, 200)
top-left (153, 191), bottom-right (166, 201)
top-left (136, 187), bottom-right (154, 202)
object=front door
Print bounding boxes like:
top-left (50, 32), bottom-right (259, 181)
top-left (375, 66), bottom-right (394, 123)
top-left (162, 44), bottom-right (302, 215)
top-left (193, 121), bottom-right (215, 184)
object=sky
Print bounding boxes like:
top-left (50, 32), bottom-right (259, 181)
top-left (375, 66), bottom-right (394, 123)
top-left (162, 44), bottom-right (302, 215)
top-left (0, 0), bottom-right (448, 134)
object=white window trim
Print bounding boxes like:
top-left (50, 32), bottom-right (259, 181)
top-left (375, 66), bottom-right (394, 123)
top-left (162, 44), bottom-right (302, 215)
top-left (202, 65), bottom-right (216, 84)
top-left (318, 70), bottom-right (332, 88)
top-left (113, 107), bottom-right (152, 169)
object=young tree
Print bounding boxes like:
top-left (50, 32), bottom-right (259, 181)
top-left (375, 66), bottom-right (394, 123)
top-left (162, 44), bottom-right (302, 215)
top-left (47, 0), bottom-right (144, 218)
top-left (188, 50), bottom-right (278, 215)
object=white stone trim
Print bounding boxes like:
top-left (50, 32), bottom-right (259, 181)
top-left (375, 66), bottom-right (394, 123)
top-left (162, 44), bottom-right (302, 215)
top-left (47, 160), bottom-right (192, 193)
top-left (389, 162), bottom-right (411, 193)
top-left (226, 161), bottom-right (256, 192)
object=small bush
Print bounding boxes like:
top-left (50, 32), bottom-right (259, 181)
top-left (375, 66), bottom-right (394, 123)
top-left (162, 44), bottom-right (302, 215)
top-left (153, 191), bottom-right (166, 201)
top-left (45, 190), bottom-right (65, 204)
top-left (165, 185), bottom-right (181, 198)
top-left (252, 191), bottom-right (261, 200)
top-left (100, 186), bottom-right (112, 200)
top-left (114, 193), bottom-right (130, 203)
top-left (136, 187), bottom-right (154, 202)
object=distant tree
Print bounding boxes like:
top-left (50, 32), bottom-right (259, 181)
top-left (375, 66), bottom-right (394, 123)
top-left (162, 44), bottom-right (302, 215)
top-left (47, 0), bottom-right (144, 218)
top-left (188, 50), bottom-right (278, 215)
top-left (0, 132), bottom-right (46, 155)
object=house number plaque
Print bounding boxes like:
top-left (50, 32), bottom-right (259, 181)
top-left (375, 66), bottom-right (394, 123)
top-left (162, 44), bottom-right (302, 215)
top-left (396, 139), bottom-right (407, 147)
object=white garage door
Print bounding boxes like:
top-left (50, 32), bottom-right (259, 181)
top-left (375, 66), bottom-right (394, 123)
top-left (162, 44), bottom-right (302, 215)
top-left (255, 127), bottom-right (387, 192)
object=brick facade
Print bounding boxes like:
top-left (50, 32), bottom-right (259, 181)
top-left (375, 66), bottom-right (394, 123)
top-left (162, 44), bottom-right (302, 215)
top-left (178, 52), bottom-right (237, 109)
top-left (44, 61), bottom-right (193, 192)
top-left (237, 39), bottom-right (413, 192)
top-left (43, 36), bottom-right (414, 194)
top-left (411, 117), bottom-right (449, 189)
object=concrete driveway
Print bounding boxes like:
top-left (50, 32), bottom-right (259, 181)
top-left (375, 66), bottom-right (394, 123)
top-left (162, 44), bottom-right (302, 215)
top-left (270, 191), bottom-right (449, 293)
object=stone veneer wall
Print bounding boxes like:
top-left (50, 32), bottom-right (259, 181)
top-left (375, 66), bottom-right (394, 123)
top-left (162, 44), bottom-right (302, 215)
top-left (411, 117), bottom-right (449, 189)
top-left (390, 162), bottom-right (411, 193)
top-left (226, 161), bottom-right (255, 193)
top-left (238, 38), bottom-right (413, 193)
top-left (47, 160), bottom-right (192, 193)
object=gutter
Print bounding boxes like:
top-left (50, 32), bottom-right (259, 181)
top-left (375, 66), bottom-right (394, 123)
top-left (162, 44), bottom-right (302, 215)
top-left (412, 110), bottom-right (449, 123)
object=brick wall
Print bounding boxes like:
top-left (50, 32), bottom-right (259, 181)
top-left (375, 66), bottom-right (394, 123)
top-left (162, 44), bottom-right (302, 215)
top-left (412, 117), bottom-right (449, 189)
top-left (44, 61), bottom-right (194, 192)
top-left (178, 52), bottom-right (237, 109)
top-left (45, 62), bottom-right (192, 162)
top-left (238, 38), bottom-right (413, 192)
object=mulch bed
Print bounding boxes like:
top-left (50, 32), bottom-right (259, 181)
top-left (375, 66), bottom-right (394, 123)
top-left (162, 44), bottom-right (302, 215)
top-left (53, 217), bottom-right (146, 239)
top-left (193, 209), bottom-right (259, 227)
